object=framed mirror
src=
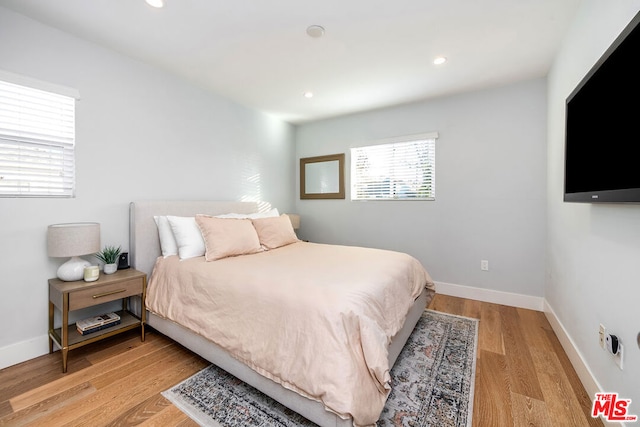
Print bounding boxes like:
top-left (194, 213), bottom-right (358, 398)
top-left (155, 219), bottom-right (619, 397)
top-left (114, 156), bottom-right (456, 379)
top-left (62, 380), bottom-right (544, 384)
top-left (300, 153), bottom-right (345, 199)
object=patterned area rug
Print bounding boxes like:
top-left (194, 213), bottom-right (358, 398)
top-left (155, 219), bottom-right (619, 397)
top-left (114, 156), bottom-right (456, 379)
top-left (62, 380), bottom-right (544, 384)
top-left (162, 310), bottom-right (478, 427)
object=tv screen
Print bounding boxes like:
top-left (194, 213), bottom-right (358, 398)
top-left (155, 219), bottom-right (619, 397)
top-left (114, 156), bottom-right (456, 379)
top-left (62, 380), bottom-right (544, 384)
top-left (564, 12), bottom-right (640, 203)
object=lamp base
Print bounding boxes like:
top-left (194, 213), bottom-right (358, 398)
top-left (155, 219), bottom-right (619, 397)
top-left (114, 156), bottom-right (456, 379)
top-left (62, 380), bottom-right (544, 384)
top-left (57, 256), bottom-right (91, 281)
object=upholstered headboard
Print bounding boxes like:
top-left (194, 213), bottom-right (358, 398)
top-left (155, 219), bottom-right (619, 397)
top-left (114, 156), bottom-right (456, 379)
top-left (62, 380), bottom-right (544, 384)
top-left (129, 200), bottom-right (260, 277)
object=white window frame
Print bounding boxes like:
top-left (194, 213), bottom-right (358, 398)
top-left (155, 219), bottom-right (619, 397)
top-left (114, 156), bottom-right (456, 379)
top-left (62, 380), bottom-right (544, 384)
top-left (350, 132), bottom-right (437, 201)
top-left (0, 71), bottom-right (79, 198)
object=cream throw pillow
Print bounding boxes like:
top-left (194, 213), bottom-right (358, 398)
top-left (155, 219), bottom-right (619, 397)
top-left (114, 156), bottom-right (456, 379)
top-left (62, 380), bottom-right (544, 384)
top-left (251, 214), bottom-right (299, 249)
top-left (153, 215), bottom-right (178, 257)
top-left (195, 215), bottom-right (262, 261)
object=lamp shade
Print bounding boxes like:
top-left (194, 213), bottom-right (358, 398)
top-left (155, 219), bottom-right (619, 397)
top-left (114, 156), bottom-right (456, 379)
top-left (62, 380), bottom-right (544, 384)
top-left (287, 214), bottom-right (300, 230)
top-left (47, 223), bottom-right (100, 257)
top-left (48, 223), bottom-right (100, 281)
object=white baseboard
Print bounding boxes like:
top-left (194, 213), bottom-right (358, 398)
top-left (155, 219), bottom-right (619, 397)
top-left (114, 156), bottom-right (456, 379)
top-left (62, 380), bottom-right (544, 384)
top-left (542, 301), bottom-right (601, 396)
top-left (435, 281), bottom-right (545, 311)
top-left (0, 334), bottom-right (50, 370)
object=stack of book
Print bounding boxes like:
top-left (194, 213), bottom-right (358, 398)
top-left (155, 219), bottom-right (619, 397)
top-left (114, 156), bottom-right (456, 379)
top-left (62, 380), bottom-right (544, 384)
top-left (76, 312), bottom-right (121, 335)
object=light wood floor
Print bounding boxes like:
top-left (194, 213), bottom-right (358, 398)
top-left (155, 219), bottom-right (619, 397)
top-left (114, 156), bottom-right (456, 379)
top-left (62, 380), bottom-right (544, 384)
top-left (429, 294), bottom-right (602, 427)
top-left (0, 294), bottom-right (602, 426)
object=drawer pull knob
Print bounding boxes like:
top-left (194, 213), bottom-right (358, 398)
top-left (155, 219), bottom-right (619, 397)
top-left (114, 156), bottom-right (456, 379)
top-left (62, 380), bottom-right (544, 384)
top-left (93, 289), bottom-right (126, 299)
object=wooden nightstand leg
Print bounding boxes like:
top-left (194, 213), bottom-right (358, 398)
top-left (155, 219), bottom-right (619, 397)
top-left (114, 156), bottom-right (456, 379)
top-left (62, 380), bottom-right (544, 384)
top-left (141, 279), bottom-right (147, 342)
top-left (62, 348), bottom-right (69, 373)
top-left (61, 293), bottom-right (69, 373)
top-left (48, 301), bottom-right (54, 354)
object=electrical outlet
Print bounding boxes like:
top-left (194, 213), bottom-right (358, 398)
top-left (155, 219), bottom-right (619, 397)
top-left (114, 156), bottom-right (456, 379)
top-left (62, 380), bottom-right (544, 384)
top-left (481, 260), bottom-right (489, 271)
top-left (599, 324), bottom-right (606, 349)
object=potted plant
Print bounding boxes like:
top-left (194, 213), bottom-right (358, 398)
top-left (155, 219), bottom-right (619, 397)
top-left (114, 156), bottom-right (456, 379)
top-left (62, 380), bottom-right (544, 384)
top-left (95, 245), bottom-right (121, 274)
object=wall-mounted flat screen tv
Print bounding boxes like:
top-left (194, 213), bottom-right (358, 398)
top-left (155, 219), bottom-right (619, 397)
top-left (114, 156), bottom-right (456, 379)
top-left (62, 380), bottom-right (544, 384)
top-left (564, 11), bottom-right (640, 203)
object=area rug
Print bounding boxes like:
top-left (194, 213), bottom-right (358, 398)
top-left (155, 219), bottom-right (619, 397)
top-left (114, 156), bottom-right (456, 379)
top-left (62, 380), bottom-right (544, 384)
top-left (162, 309), bottom-right (478, 427)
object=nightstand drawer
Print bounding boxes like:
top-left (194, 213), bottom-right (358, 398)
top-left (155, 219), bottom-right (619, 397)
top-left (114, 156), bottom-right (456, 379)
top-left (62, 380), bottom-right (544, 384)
top-left (69, 278), bottom-right (143, 310)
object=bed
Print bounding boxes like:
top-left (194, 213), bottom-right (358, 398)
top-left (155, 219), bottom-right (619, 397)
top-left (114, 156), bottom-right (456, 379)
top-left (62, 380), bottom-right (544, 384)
top-left (129, 200), bottom-right (435, 427)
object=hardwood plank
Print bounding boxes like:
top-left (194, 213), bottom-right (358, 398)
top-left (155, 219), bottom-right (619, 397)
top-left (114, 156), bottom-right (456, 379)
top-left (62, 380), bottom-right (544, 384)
top-left (516, 307), bottom-right (555, 353)
top-left (0, 401), bottom-right (11, 419)
top-left (73, 355), bottom-right (208, 427)
top-left (462, 298), bottom-right (482, 319)
top-left (176, 417), bottom-right (201, 427)
top-left (89, 342), bottom-right (190, 390)
top-left (0, 382), bottom-right (96, 426)
top-left (499, 305), bottom-right (544, 400)
top-left (530, 346), bottom-right (596, 427)
top-left (472, 349), bottom-right (514, 427)
top-left (427, 293), bottom-right (465, 315)
top-left (0, 348), bottom-right (92, 401)
top-left (138, 404), bottom-right (198, 427)
top-left (27, 351), bottom-right (206, 426)
top-left (9, 333), bottom-right (172, 412)
top-left (61, 328), bottom-right (158, 371)
top-left (83, 328), bottom-right (162, 365)
top-left (0, 330), bottom-right (159, 405)
top-left (103, 393), bottom-right (172, 426)
top-left (478, 302), bottom-right (505, 356)
top-left (510, 392), bottom-right (554, 427)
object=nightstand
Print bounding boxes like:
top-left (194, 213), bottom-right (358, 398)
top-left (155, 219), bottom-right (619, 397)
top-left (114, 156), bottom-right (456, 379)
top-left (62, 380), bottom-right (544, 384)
top-left (48, 268), bottom-right (147, 373)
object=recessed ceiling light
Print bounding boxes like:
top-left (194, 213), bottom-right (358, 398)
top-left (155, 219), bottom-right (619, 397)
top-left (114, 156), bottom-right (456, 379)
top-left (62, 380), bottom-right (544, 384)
top-left (433, 56), bottom-right (447, 65)
top-left (303, 92), bottom-right (314, 99)
top-left (145, 0), bottom-right (165, 8)
top-left (306, 25), bottom-right (325, 38)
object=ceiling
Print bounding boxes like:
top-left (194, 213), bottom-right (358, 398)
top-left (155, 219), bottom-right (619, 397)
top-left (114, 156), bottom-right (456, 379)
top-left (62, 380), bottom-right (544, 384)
top-left (0, 0), bottom-right (582, 124)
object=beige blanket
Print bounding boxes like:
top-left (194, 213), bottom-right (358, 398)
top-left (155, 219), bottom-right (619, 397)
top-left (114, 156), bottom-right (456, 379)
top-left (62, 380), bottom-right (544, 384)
top-left (146, 242), bottom-right (434, 426)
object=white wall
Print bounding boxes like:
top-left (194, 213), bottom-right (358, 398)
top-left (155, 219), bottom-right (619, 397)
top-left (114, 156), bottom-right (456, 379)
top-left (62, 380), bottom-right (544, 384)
top-left (295, 79), bottom-right (547, 299)
top-left (546, 0), bottom-right (640, 413)
top-left (0, 7), bottom-right (295, 368)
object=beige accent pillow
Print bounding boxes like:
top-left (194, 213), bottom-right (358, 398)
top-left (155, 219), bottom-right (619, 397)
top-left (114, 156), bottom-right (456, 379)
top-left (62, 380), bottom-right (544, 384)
top-left (251, 214), bottom-right (299, 249)
top-left (195, 215), bottom-right (262, 261)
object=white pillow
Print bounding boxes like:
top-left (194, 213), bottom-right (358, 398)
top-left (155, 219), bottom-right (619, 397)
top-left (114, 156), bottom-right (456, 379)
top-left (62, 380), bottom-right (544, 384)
top-left (215, 208), bottom-right (279, 219)
top-left (153, 216), bottom-right (178, 257)
top-left (166, 216), bottom-right (206, 259)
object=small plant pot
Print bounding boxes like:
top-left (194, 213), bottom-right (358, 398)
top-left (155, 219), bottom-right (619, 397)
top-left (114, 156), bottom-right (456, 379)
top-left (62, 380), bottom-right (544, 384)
top-left (104, 263), bottom-right (118, 274)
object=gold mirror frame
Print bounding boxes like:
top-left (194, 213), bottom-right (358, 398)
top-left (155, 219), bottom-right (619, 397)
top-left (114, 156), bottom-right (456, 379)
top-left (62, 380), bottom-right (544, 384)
top-left (300, 153), bottom-right (345, 199)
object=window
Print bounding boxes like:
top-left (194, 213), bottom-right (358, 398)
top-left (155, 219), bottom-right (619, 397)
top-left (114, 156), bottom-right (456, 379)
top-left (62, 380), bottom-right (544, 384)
top-left (0, 76), bottom-right (77, 197)
top-left (351, 133), bottom-right (437, 200)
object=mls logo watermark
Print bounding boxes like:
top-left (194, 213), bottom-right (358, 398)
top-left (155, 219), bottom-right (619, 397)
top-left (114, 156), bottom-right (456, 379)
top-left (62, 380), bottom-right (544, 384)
top-left (592, 393), bottom-right (638, 422)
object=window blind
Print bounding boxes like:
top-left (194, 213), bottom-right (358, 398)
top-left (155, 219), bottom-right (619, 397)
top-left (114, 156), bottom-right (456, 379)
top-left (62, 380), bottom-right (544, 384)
top-left (0, 79), bottom-right (76, 197)
top-left (351, 135), bottom-right (436, 200)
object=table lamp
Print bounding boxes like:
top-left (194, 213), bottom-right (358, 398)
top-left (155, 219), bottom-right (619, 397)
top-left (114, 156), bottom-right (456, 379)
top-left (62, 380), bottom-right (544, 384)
top-left (47, 222), bottom-right (100, 281)
top-left (287, 214), bottom-right (300, 230)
